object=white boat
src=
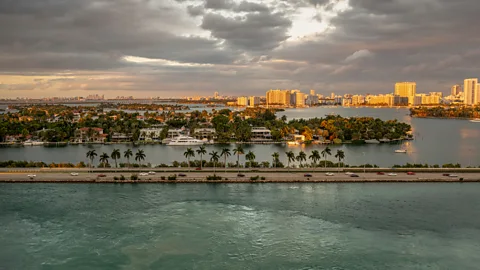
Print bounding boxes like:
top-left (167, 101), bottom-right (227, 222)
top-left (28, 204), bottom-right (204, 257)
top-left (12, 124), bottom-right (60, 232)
top-left (395, 149), bottom-right (407, 153)
top-left (470, 119), bottom-right (480, 123)
top-left (365, 139), bottom-right (380, 144)
top-left (23, 140), bottom-right (44, 146)
top-left (167, 136), bottom-right (204, 146)
top-left (286, 141), bottom-right (300, 145)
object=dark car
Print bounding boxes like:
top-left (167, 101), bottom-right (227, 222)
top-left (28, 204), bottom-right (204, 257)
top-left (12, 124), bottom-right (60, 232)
top-left (195, 167), bottom-right (202, 170)
top-left (97, 174), bottom-right (106, 177)
top-left (237, 173), bottom-right (245, 177)
top-left (178, 173), bottom-right (187, 177)
top-left (350, 174), bottom-right (359, 177)
top-left (304, 173), bottom-right (312, 177)
top-left (443, 173), bottom-right (450, 176)
top-left (407, 172), bottom-right (415, 175)
top-left (376, 172), bottom-right (385, 175)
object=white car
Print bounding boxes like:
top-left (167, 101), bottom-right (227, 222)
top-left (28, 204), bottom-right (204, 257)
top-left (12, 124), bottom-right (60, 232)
top-left (325, 172), bottom-right (335, 176)
top-left (345, 172), bottom-right (354, 175)
top-left (139, 172), bottom-right (149, 176)
top-left (27, 174), bottom-right (36, 178)
top-left (387, 173), bottom-right (397, 176)
top-left (148, 171), bottom-right (156, 175)
top-left (70, 172), bottom-right (79, 176)
top-left (449, 174), bottom-right (458, 177)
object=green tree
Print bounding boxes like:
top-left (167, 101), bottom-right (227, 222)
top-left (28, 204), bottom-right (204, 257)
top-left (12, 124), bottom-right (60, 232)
top-left (135, 149), bottom-right (146, 168)
top-left (272, 152), bottom-right (279, 168)
top-left (296, 151), bottom-right (307, 167)
top-left (335, 150), bottom-right (345, 171)
top-left (86, 150), bottom-right (97, 171)
top-left (124, 149), bottom-right (133, 168)
top-left (286, 151), bottom-right (295, 171)
top-left (220, 148), bottom-right (231, 172)
top-left (233, 145), bottom-right (244, 172)
top-left (321, 146), bottom-right (332, 168)
top-left (209, 151), bottom-right (220, 173)
top-left (184, 148), bottom-right (195, 171)
top-left (309, 150), bottom-right (321, 168)
top-left (196, 146), bottom-right (206, 169)
top-left (99, 152), bottom-right (109, 168)
top-left (111, 149), bottom-right (121, 168)
top-left (245, 151), bottom-right (256, 168)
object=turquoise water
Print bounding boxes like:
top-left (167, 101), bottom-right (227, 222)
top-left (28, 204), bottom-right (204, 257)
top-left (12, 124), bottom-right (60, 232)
top-left (1, 183), bottom-right (480, 269)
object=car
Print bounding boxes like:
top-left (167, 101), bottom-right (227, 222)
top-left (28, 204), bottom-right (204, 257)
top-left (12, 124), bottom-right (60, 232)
top-left (325, 172), bottom-right (334, 176)
top-left (27, 174), bottom-right (36, 178)
top-left (443, 173), bottom-right (450, 176)
top-left (304, 173), bottom-right (313, 177)
top-left (345, 172), bottom-right (354, 175)
top-left (449, 174), bottom-right (458, 177)
top-left (70, 172), bottom-right (79, 176)
top-left (376, 172), bottom-right (385, 175)
top-left (195, 167), bottom-right (202, 170)
top-left (178, 173), bottom-right (187, 177)
top-left (387, 173), bottom-right (397, 176)
top-left (97, 174), bottom-right (106, 177)
top-left (148, 171), bottom-right (156, 175)
top-left (350, 174), bottom-right (359, 177)
top-left (406, 172), bottom-right (415, 175)
top-left (237, 173), bottom-right (245, 177)
top-left (139, 172), bottom-right (149, 176)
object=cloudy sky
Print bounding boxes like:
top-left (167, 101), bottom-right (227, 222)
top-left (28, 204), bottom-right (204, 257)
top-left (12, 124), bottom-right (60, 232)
top-left (0, 0), bottom-right (479, 98)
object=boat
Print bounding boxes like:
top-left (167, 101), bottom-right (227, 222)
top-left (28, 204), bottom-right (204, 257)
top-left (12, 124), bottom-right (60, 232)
top-left (365, 139), bottom-right (380, 144)
top-left (286, 141), bottom-right (301, 145)
top-left (167, 136), bottom-right (204, 146)
top-left (470, 118), bottom-right (480, 123)
top-left (395, 149), bottom-right (407, 153)
top-left (379, 138), bottom-right (390, 143)
top-left (23, 140), bottom-right (44, 146)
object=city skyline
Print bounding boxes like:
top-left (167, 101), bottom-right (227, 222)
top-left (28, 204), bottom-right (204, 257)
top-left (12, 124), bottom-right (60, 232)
top-left (0, 0), bottom-right (480, 98)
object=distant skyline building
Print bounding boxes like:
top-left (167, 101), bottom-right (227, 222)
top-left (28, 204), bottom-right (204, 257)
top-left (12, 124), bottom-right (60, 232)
top-left (451, 84), bottom-right (461, 96)
top-left (214, 92), bottom-right (219, 99)
top-left (394, 82), bottom-right (416, 105)
top-left (295, 92), bottom-right (306, 107)
top-left (236, 96), bottom-right (248, 106)
top-left (248, 96), bottom-right (260, 107)
top-left (464, 78), bottom-right (479, 105)
top-left (266, 89), bottom-right (290, 106)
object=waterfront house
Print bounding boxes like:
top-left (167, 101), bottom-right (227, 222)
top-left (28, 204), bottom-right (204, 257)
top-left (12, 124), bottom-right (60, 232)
top-left (73, 127), bottom-right (106, 143)
top-left (250, 127), bottom-right (273, 142)
top-left (193, 128), bottom-right (216, 141)
top-left (110, 133), bottom-right (132, 142)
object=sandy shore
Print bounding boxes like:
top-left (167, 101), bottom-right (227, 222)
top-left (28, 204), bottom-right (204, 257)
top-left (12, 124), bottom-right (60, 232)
top-left (0, 171), bottom-right (478, 183)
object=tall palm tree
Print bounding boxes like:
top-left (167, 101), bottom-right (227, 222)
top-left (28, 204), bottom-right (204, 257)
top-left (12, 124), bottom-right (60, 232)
top-left (309, 150), bottom-right (321, 169)
top-left (233, 145), bottom-right (244, 173)
top-left (209, 151), bottom-right (220, 173)
top-left (245, 151), bottom-right (256, 168)
top-left (321, 146), bottom-right (332, 169)
top-left (135, 149), bottom-right (146, 168)
top-left (272, 152), bottom-right (279, 168)
top-left (99, 152), bottom-right (109, 168)
top-left (220, 148), bottom-right (231, 172)
top-left (124, 149), bottom-right (133, 168)
top-left (184, 148), bottom-right (195, 171)
top-left (296, 151), bottom-right (307, 167)
top-left (335, 150), bottom-right (345, 172)
top-left (286, 151), bottom-right (295, 172)
top-left (86, 150), bottom-right (97, 172)
top-left (196, 146), bottom-right (206, 169)
top-left (111, 149), bottom-right (121, 169)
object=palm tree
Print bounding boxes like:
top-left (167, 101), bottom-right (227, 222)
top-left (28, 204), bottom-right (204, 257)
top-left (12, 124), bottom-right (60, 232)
top-left (296, 151), bottom-right (307, 167)
top-left (135, 149), bottom-right (146, 168)
top-left (245, 151), bottom-right (256, 168)
top-left (321, 146), bottom-right (332, 169)
top-left (286, 151), bottom-right (295, 171)
top-left (111, 149), bottom-right (121, 169)
top-left (184, 148), bottom-right (195, 171)
top-left (233, 145), bottom-right (244, 173)
top-left (209, 151), bottom-right (220, 173)
top-left (309, 150), bottom-right (321, 169)
top-left (86, 150), bottom-right (97, 172)
top-left (220, 148), bottom-right (231, 172)
top-left (335, 150), bottom-right (345, 172)
top-left (196, 146), bottom-right (206, 169)
top-left (272, 152), bottom-right (279, 168)
top-left (99, 152), bottom-right (109, 168)
top-left (124, 149), bottom-right (133, 168)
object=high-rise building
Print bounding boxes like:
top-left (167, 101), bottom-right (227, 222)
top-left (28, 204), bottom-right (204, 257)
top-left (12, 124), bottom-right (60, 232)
top-left (248, 96), bottom-right (260, 107)
top-left (310, 89), bottom-right (315, 96)
top-left (295, 92), bottom-right (306, 107)
top-left (451, 85), bottom-right (461, 96)
top-left (394, 82), bottom-right (416, 105)
top-left (464, 78), bottom-right (479, 105)
top-left (236, 96), bottom-right (248, 106)
top-left (266, 90), bottom-right (291, 106)
top-left (214, 92), bottom-right (219, 99)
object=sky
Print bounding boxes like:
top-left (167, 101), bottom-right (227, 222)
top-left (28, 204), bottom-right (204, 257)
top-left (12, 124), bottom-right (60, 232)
top-left (0, 0), bottom-right (479, 98)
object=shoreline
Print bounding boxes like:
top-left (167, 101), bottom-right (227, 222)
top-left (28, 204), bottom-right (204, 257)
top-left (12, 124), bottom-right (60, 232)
top-left (1, 171), bottom-right (478, 183)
